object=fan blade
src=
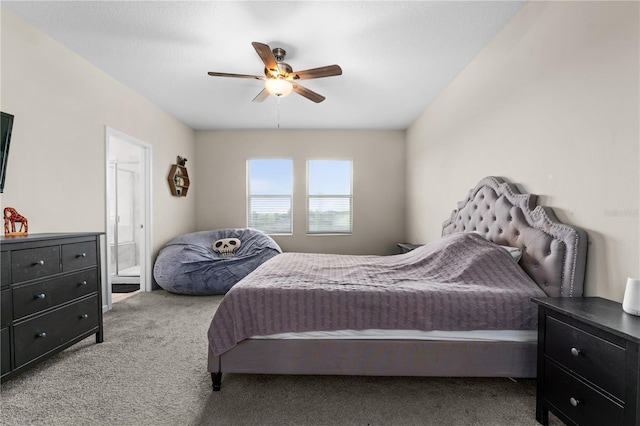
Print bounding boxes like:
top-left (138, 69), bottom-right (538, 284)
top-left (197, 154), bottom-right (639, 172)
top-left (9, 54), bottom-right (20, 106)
top-left (251, 42), bottom-right (278, 75)
top-left (252, 89), bottom-right (270, 103)
top-left (207, 71), bottom-right (264, 80)
top-left (292, 83), bottom-right (325, 103)
top-left (291, 65), bottom-right (342, 80)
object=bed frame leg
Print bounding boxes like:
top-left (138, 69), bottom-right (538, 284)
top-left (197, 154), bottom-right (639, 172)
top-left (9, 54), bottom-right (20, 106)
top-left (211, 372), bottom-right (222, 391)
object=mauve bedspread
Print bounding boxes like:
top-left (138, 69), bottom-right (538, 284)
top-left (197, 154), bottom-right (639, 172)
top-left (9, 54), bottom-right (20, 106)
top-left (208, 232), bottom-right (546, 356)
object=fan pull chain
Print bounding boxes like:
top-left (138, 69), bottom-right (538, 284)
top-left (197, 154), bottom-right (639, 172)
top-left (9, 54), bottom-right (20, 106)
top-left (277, 97), bottom-right (281, 129)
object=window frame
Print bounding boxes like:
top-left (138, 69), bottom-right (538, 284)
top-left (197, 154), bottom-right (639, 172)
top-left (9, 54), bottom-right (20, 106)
top-left (306, 158), bottom-right (353, 235)
top-left (246, 158), bottom-right (294, 235)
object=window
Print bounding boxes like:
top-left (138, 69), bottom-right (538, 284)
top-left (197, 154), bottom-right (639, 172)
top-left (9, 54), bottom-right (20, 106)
top-left (307, 159), bottom-right (352, 234)
top-left (247, 159), bottom-right (293, 234)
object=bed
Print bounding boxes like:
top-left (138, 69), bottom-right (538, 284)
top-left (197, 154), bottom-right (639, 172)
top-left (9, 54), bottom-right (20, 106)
top-left (207, 176), bottom-right (588, 391)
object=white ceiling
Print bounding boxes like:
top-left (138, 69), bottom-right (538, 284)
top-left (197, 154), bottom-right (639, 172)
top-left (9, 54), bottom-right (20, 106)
top-left (3, 1), bottom-right (525, 130)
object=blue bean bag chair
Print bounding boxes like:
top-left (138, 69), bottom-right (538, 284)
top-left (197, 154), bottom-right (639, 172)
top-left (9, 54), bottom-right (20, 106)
top-left (153, 228), bottom-right (281, 295)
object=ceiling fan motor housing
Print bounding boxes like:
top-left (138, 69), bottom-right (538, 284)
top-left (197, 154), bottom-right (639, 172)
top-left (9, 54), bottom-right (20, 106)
top-left (266, 48), bottom-right (292, 77)
top-left (272, 47), bottom-right (286, 61)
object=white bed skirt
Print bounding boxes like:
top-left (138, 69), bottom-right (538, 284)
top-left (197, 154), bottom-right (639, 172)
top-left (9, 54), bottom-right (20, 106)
top-left (251, 329), bottom-right (537, 342)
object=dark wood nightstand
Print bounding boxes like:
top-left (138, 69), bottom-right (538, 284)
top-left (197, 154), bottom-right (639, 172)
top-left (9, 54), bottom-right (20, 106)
top-left (532, 297), bottom-right (640, 426)
top-left (397, 243), bottom-right (423, 254)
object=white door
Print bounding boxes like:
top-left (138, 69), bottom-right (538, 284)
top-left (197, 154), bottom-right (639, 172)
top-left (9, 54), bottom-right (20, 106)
top-left (104, 127), bottom-right (152, 311)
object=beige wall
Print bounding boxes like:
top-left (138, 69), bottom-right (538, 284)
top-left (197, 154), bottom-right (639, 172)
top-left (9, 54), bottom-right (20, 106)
top-left (406, 1), bottom-right (639, 302)
top-left (195, 130), bottom-right (405, 255)
top-left (0, 8), bottom-right (196, 256)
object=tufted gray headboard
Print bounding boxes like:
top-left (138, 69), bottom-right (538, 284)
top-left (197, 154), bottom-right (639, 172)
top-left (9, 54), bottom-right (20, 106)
top-left (442, 176), bottom-right (588, 298)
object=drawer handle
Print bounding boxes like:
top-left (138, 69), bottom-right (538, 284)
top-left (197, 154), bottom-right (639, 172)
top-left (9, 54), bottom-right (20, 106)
top-left (570, 347), bottom-right (581, 357)
top-left (37, 332), bottom-right (47, 338)
top-left (79, 313), bottom-right (89, 319)
top-left (79, 280), bottom-right (88, 286)
top-left (569, 397), bottom-right (580, 407)
top-left (76, 252), bottom-right (87, 258)
top-left (35, 293), bottom-right (46, 300)
top-left (33, 260), bottom-right (45, 266)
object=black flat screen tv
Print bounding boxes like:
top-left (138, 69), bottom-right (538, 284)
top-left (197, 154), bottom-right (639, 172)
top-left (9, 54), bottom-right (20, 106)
top-left (0, 112), bottom-right (14, 193)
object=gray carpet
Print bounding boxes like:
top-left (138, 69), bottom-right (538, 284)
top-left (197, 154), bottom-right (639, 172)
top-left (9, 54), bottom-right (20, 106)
top-left (1, 290), bottom-right (562, 426)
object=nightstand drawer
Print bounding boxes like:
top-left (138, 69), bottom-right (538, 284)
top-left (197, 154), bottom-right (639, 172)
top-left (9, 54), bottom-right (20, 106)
top-left (11, 246), bottom-right (60, 283)
top-left (544, 360), bottom-right (624, 426)
top-left (546, 315), bottom-right (625, 400)
top-left (12, 269), bottom-right (99, 320)
top-left (13, 296), bottom-right (99, 367)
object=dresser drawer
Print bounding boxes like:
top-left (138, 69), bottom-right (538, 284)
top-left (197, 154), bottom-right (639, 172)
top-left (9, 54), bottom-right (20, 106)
top-left (1, 288), bottom-right (12, 326)
top-left (544, 360), bottom-right (624, 426)
top-left (13, 296), bottom-right (99, 367)
top-left (12, 269), bottom-right (99, 320)
top-left (62, 241), bottom-right (97, 272)
top-left (546, 315), bottom-right (626, 400)
top-left (11, 246), bottom-right (60, 283)
top-left (1, 251), bottom-right (9, 287)
top-left (1, 327), bottom-right (10, 375)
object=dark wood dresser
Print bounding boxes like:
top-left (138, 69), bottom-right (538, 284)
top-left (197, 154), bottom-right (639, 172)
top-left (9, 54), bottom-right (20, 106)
top-left (532, 297), bottom-right (640, 426)
top-left (1, 233), bottom-right (103, 382)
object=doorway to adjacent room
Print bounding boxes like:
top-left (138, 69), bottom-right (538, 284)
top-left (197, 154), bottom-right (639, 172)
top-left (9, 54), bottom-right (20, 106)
top-left (105, 127), bottom-right (152, 310)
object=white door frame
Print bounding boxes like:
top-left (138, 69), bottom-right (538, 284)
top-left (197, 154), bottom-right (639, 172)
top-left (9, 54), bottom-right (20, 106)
top-left (104, 126), bottom-right (153, 311)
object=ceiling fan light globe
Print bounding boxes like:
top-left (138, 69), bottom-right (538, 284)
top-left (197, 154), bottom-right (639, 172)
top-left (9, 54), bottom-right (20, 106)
top-left (265, 79), bottom-right (293, 97)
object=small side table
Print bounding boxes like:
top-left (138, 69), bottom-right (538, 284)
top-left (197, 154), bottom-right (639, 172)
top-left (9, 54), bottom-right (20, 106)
top-left (532, 297), bottom-right (640, 426)
top-left (397, 243), bottom-right (423, 254)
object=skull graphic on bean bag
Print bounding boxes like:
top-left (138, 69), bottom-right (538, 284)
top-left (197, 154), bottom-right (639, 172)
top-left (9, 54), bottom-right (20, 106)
top-left (212, 238), bottom-right (241, 257)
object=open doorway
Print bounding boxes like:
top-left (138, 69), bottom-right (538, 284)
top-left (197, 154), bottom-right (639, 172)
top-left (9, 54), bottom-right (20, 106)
top-left (105, 127), bottom-right (152, 310)
top-left (110, 159), bottom-right (141, 293)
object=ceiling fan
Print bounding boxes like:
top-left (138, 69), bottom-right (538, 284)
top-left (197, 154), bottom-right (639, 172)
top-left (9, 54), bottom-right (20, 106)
top-left (207, 42), bottom-right (342, 103)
